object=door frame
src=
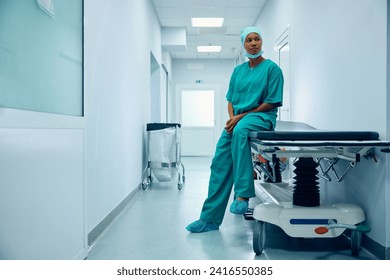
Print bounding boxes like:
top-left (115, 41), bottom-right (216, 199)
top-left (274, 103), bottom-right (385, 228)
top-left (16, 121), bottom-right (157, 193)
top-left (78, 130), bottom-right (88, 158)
top-left (275, 25), bottom-right (291, 121)
top-left (175, 84), bottom-right (221, 156)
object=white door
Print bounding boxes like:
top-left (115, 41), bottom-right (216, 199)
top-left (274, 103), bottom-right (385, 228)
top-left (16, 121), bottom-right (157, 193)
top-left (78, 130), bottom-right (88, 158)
top-left (177, 87), bottom-right (219, 156)
top-left (275, 26), bottom-right (291, 121)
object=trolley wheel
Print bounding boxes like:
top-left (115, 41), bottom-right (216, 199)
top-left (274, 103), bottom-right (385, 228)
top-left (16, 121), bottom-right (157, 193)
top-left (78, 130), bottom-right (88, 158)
top-left (141, 183), bottom-right (147, 190)
top-left (177, 173), bottom-right (183, 190)
top-left (351, 229), bottom-right (362, 256)
top-left (253, 221), bottom-right (267, 255)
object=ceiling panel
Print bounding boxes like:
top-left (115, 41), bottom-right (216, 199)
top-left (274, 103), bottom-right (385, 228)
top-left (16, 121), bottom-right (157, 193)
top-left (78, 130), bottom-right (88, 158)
top-left (152, 0), bottom-right (268, 59)
top-left (225, 8), bottom-right (262, 18)
top-left (156, 8), bottom-right (190, 18)
top-left (229, 0), bottom-right (266, 7)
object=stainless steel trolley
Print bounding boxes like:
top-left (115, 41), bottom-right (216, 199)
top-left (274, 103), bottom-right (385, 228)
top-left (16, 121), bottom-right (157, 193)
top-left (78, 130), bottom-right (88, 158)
top-left (142, 123), bottom-right (185, 190)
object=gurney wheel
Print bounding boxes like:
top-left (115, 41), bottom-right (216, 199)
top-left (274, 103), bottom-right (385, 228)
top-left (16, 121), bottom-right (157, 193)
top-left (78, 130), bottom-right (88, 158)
top-left (244, 208), bottom-right (254, 220)
top-left (351, 229), bottom-right (362, 256)
top-left (253, 221), bottom-right (267, 255)
top-left (178, 183), bottom-right (183, 190)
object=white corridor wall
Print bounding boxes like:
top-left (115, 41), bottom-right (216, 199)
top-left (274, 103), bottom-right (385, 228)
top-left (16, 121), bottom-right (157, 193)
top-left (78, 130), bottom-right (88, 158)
top-left (0, 0), bottom-right (168, 259)
top-left (256, 0), bottom-right (389, 257)
top-left (85, 0), bottom-right (167, 235)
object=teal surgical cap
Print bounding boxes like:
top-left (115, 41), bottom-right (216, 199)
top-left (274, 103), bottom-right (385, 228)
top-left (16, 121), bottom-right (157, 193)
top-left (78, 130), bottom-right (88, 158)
top-left (240, 26), bottom-right (262, 45)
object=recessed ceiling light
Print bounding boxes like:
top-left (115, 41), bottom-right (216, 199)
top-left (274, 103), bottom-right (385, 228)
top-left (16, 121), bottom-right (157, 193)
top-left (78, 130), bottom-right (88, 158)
top-left (191, 17), bottom-right (224, 27)
top-left (197, 46), bottom-right (222, 53)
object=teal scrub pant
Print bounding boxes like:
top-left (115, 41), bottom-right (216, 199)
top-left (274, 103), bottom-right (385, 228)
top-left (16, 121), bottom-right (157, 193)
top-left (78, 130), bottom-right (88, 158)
top-left (199, 113), bottom-right (272, 226)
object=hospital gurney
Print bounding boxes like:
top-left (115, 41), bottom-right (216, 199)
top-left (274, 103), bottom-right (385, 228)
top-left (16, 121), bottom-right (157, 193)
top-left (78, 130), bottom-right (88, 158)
top-left (248, 121), bottom-right (390, 256)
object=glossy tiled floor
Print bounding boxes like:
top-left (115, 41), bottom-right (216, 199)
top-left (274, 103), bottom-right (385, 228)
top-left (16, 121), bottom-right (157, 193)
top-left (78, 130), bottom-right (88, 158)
top-left (86, 157), bottom-right (377, 260)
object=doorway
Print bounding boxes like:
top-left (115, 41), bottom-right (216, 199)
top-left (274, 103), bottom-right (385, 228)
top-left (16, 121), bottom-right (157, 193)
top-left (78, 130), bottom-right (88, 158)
top-left (150, 53), bottom-right (161, 123)
top-left (176, 86), bottom-right (220, 156)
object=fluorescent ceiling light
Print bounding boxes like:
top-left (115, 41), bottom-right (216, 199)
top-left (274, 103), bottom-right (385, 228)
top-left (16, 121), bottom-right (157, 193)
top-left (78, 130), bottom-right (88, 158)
top-left (191, 17), bottom-right (224, 27)
top-left (197, 46), bottom-right (222, 53)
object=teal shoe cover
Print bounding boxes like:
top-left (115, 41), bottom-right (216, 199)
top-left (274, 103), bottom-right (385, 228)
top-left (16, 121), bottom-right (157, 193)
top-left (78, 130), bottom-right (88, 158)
top-left (186, 220), bottom-right (219, 233)
top-left (230, 199), bottom-right (249, 215)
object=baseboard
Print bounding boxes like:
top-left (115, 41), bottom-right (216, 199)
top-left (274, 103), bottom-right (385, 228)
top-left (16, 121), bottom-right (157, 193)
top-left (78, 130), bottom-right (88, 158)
top-left (75, 248), bottom-right (89, 260)
top-left (387, 247), bottom-right (390, 260)
top-left (88, 185), bottom-right (141, 246)
top-left (362, 234), bottom-right (389, 260)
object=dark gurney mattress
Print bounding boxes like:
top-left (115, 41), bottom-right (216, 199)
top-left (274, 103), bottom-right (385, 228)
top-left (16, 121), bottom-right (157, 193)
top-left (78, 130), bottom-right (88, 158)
top-left (249, 121), bottom-right (390, 160)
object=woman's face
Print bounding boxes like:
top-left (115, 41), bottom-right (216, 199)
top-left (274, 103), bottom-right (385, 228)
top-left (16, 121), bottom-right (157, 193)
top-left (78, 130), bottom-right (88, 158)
top-left (244, 32), bottom-right (262, 55)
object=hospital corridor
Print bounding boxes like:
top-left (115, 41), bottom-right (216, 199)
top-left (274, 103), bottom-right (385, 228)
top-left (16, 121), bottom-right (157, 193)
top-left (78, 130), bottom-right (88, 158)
top-left (1, 0), bottom-right (390, 263)
top-left (86, 156), bottom-right (377, 260)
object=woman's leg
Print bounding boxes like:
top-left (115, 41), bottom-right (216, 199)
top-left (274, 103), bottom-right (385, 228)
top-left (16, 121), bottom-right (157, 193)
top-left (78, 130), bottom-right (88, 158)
top-left (231, 114), bottom-right (272, 201)
top-left (187, 114), bottom-right (272, 231)
top-left (186, 130), bottom-right (234, 232)
top-left (199, 130), bottom-right (234, 225)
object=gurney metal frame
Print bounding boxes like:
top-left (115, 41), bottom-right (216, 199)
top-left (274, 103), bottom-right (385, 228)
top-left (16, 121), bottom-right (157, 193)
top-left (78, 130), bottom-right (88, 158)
top-left (248, 121), bottom-right (390, 256)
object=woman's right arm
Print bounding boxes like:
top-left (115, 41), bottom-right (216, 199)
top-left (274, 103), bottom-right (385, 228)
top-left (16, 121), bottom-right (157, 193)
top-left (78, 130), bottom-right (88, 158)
top-left (227, 102), bottom-right (234, 119)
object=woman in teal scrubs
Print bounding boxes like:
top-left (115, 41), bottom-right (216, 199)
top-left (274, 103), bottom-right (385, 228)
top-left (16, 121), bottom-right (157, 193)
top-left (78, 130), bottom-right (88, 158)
top-left (186, 26), bottom-right (284, 233)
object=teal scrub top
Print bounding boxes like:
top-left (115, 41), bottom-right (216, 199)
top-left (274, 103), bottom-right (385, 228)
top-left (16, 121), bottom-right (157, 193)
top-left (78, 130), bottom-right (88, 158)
top-left (226, 59), bottom-right (284, 129)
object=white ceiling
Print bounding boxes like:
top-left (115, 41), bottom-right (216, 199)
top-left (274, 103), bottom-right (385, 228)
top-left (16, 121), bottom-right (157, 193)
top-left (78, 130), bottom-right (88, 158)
top-left (152, 0), bottom-right (268, 59)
